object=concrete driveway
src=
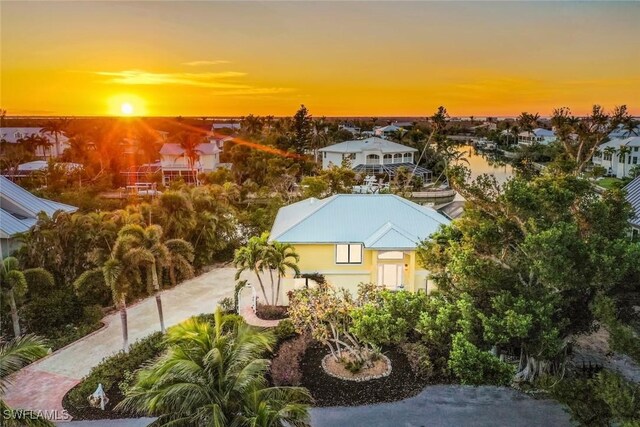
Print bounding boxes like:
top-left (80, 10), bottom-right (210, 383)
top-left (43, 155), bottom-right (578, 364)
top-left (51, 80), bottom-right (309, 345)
top-left (4, 267), bottom-right (240, 419)
top-left (310, 385), bottom-right (573, 427)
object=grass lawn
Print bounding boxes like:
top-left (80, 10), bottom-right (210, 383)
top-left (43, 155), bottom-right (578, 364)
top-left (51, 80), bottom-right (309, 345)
top-left (597, 177), bottom-right (624, 190)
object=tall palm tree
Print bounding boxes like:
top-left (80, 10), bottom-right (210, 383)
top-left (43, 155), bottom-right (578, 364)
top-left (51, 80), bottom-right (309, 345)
top-left (117, 310), bottom-right (311, 427)
top-left (1, 334), bottom-right (54, 427)
top-left (174, 132), bottom-right (203, 185)
top-left (234, 233), bottom-right (270, 304)
top-left (618, 145), bottom-right (632, 177)
top-left (165, 238), bottom-right (195, 287)
top-left (74, 235), bottom-right (147, 352)
top-left (41, 118), bottom-right (69, 157)
top-left (0, 257), bottom-right (28, 337)
top-left (117, 224), bottom-right (176, 333)
top-left (265, 241), bottom-right (300, 306)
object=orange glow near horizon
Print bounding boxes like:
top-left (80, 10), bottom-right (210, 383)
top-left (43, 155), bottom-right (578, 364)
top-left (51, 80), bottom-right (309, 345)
top-left (1, 2), bottom-right (639, 117)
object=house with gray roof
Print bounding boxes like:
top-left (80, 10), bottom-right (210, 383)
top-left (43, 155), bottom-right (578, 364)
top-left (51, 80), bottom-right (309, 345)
top-left (0, 176), bottom-right (77, 256)
top-left (592, 137), bottom-right (640, 179)
top-left (517, 128), bottom-right (556, 146)
top-left (0, 127), bottom-right (69, 158)
top-left (318, 137), bottom-right (431, 182)
top-left (270, 194), bottom-right (450, 298)
top-left (625, 176), bottom-right (640, 240)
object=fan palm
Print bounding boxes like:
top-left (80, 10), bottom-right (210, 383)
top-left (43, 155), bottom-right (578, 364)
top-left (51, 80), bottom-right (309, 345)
top-left (117, 310), bottom-right (311, 426)
top-left (0, 257), bottom-right (28, 337)
top-left (0, 334), bottom-right (53, 426)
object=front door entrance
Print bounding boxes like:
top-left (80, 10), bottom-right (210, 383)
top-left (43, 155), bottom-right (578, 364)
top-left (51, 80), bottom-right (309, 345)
top-left (378, 264), bottom-right (403, 289)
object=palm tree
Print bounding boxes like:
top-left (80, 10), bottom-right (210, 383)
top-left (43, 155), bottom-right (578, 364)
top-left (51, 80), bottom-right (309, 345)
top-left (117, 224), bottom-right (187, 334)
top-left (265, 241), bottom-right (300, 306)
top-left (173, 132), bottom-right (203, 185)
top-left (0, 257), bottom-right (28, 337)
top-left (74, 235), bottom-right (147, 352)
top-left (117, 309), bottom-right (311, 427)
top-left (234, 232), bottom-right (270, 304)
top-left (618, 145), bottom-right (632, 177)
top-left (1, 335), bottom-right (54, 426)
top-left (41, 118), bottom-right (69, 157)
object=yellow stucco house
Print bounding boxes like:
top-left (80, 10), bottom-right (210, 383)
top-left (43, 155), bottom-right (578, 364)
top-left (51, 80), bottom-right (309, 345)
top-left (269, 194), bottom-right (450, 297)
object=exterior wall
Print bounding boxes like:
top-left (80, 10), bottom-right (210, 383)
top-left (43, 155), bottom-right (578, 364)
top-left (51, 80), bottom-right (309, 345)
top-left (277, 243), bottom-right (431, 303)
top-left (321, 150), bottom-right (414, 170)
top-left (160, 153), bottom-right (219, 172)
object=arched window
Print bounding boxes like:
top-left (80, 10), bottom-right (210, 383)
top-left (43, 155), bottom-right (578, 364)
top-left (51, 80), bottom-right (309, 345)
top-left (366, 154), bottom-right (380, 165)
top-left (393, 153), bottom-right (403, 163)
top-left (383, 154), bottom-right (393, 164)
top-left (404, 153), bottom-right (413, 162)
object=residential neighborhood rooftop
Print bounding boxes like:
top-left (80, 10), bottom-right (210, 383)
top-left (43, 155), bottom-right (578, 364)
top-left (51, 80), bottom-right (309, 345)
top-left (270, 194), bottom-right (449, 249)
top-left (318, 137), bottom-right (417, 154)
top-left (625, 176), bottom-right (640, 228)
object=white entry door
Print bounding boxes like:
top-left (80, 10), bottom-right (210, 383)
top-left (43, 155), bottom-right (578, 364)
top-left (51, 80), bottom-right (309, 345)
top-left (378, 264), bottom-right (403, 289)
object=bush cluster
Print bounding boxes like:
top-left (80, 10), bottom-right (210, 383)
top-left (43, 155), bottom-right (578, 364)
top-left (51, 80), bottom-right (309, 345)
top-left (448, 333), bottom-right (514, 386)
top-left (270, 333), bottom-right (311, 386)
top-left (66, 332), bottom-right (165, 412)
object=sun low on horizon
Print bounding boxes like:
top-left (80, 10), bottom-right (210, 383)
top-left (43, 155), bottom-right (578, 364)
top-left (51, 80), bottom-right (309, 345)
top-left (1, 1), bottom-right (639, 117)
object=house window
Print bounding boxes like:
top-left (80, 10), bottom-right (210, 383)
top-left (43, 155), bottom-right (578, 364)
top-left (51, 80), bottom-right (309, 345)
top-left (366, 154), bottom-right (380, 165)
top-left (336, 244), bottom-right (362, 264)
top-left (393, 153), bottom-right (403, 163)
top-left (404, 153), bottom-right (412, 162)
top-left (383, 154), bottom-right (393, 164)
top-left (323, 152), bottom-right (327, 159)
top-left (633, 157), bottom-right (638, 165)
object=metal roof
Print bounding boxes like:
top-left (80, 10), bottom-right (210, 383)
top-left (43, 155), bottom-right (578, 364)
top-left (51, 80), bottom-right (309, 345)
top-left (625, 176), bottom-right (640, 228)
top-left (0, 127), bottom-right (69, 144)
top-left (318, 137), bottom-right (417, 154)
top-left (352, 162), bottom-right (431, 179)
top-left (270, 194), bottom-right (450, 249)
top-left (598, 137), bottom-right (640, 150)
top-left (0, 176), bottom-right (77, 237)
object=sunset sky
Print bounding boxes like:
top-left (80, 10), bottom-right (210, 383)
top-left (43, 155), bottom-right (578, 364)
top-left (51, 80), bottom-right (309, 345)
top-left (2, 1), bottom-right (639, 117)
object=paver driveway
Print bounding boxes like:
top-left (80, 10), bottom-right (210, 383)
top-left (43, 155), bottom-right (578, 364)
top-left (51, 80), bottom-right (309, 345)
top-left (4, 267), bottom-right (240, 420)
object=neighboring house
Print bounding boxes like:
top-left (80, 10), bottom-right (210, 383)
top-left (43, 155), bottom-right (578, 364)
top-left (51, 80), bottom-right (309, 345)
top-left (374, 124), bottom-right (404, 138)
top-left (592, 137), bottom-right (640, 178)
top-left (270, 194), bottom-right (450, 299)
top-left (338, 124), bottom-right (361, 136)
top-left (517, 128), bottom-right (556, 146)
top-left (159, 142), bottom-right (220, 185)
top-left (208, 134), bottom-right (234, 151)
top-left (608, 124), bottom-right (640, 140)
top-left (318, 137), bottom-right (431, 182)
top-left (0, 127), bottom-right (69, 157)
top-left (624, 176), bottom-right (640, 241)
top-left (0, 175), bottom-right (77, 256)
top-left (2, 160), bottom-right (83, 179)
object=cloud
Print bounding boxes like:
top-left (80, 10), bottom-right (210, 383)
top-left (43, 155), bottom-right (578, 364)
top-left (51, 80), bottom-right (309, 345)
top-left (95, 69), bottom-right (294, 96)
top-left (182, 60), bottom-right (231, 67)
top-left (96, 69), bottom-right (249, 89)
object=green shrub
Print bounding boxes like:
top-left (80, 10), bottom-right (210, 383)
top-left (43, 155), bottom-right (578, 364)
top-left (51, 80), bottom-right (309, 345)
top-left (543, 371), bottom-right (640, 426)
top-left (399, 342), bottom-right (434, 377)
top-left (66, 332), bottom-right (166, 412)
top-left (219, 297), bottom-right (234, 313)
top-left (273, 319), bottom-right (296, 343)
top-left (448, 333), bottom-right (514, 386)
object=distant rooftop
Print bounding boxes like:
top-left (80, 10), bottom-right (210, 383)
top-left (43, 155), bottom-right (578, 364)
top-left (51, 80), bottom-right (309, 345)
top-left (318, 137), bottom-right (417, 154)
top-left (625, 176), bottom-right (640, 228)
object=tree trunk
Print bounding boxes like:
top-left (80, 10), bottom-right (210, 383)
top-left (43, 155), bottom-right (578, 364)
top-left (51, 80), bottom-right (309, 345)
top-left (275, 275), bottom-right (282, 306)
top-left (151, 262), bottom-right (165, 333)
top-left (119, 302), bottom-right (129, 352)
top-left (254, 268), bottom-right (269, 305)
top-left (268, 269), bottom-right (275, 306)
top-left (8, 290), bottom-right (21, 337)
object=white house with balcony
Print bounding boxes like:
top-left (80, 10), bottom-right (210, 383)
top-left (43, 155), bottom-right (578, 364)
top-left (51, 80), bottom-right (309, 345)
top-left (318, 137), bottom-right (431, 182)
top-left (592, 137), bottom-right (640, 178)
top-left (0, 127), bottom-right (69, 157)
top-left (517, 128), bottom-right (556, 146)
top-left (159, 142), bottom-right (221, 185)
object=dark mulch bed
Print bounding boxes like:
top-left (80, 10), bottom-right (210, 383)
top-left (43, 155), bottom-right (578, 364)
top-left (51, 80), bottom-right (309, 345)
top-left (63, 386), bottom-right (133, 420)
top-left (300, 343), bottom-right (431, 407)
top-left (256, 304), bottom-right (289, 320)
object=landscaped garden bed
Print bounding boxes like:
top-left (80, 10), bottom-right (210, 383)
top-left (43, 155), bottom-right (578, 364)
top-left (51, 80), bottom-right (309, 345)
top-left (255, 303), bottom-right (289, 320)
top-left (300, 343), bottom-right (430, 406)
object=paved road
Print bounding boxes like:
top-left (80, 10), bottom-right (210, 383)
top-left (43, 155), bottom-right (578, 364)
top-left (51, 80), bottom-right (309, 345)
top-left (4, 268), bottom-right (240, 418)
top-left (309, 385), bottom-right (573, 427)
